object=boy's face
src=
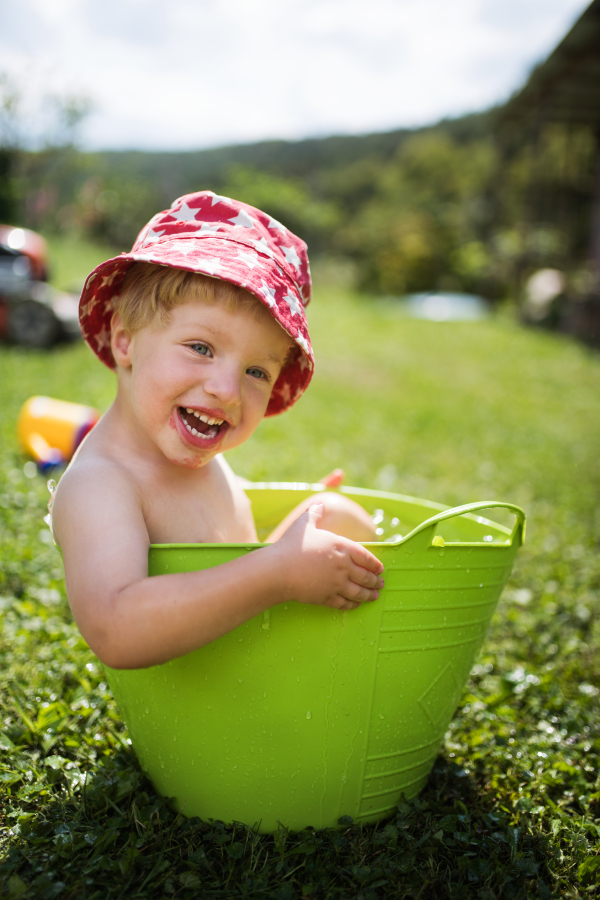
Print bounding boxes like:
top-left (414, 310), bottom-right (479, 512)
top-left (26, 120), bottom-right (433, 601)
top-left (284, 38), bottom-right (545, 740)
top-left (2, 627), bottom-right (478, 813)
top-left (113, 299), bottom-right (292, 468)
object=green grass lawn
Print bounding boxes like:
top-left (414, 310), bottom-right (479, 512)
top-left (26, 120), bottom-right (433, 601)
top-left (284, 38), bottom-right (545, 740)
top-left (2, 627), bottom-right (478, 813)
top-left (1, 282), bottom-right (599, 899)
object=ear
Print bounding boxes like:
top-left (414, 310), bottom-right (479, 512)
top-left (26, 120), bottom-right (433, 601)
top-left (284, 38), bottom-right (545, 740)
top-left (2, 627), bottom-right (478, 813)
top-left (111, 312), bottom-right (133, 368)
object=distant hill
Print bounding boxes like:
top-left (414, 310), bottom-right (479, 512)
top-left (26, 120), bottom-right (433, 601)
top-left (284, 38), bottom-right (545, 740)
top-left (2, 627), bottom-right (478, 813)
top-left (95, 110), bottom-right (496, 203)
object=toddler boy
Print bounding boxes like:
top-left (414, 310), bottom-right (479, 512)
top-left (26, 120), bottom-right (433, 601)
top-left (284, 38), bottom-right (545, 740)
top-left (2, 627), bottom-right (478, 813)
top-left (51, 191), bottom-right (384, 669)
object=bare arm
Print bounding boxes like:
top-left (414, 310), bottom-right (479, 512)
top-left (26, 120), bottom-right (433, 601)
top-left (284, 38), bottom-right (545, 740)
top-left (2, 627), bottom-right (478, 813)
top-left (52, 465), bottom-right (384, 670)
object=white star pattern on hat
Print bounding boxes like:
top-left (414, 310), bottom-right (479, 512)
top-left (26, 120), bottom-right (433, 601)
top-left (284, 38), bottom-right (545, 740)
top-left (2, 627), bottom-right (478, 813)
top-left (252, 237), bottom-right (276, 259)
top-left (228, 209), bottom-right (255, 229)
top-left (137, 214), bottom-right (162, 243)
top-left (131, 251), bottom-right (160, 262)
top-left (208, 192), bottom-right (231, 206)
top-left (283, 290), bottom-right (303, 318)
top-left (175, 242), bottom-right (198, 256)
top-left (236, 250), bottom-right (260, 269)
top-left (267, 216), bottom-right (287, 233)
top-left (258, 280), bottom-right (277, 307)
top-left (94, 326), bottom-right (112, 352)
top-left (142, 228), bottom-right (166, 245)
top-left (200, 259), bottom-right (222, 275)
top-left (168, 202), bottom-right (199, 224)
top-left (296, 333), bottom-right (310, 355)
top-left (282, 245), bottom-right (301, 269)
top-left (198, 222), bottom-right (222, 235)
top-left (100, 270), bottom-right (119, 288)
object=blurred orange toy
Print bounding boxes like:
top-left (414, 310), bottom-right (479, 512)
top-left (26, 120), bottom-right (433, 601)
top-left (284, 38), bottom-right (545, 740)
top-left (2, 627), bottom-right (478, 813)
top-left (18, 396), bottom-right (100, 470)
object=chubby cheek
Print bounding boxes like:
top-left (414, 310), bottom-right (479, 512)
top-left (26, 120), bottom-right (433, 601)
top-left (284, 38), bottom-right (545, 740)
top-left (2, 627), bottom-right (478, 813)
top-left (230, 392), bottom-right (271, 445)
top-left (131, 354), bottom-right (185, 425)
top-left (132, 375), bottom-right (168, 430)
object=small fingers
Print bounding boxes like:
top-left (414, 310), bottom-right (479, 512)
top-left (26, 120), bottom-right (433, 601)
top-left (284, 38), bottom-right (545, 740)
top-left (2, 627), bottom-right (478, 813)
top-left (347, 582), bottom-right (380, 603)
top-left (349, 563), bottom-right (384, 591)
top-left (349, 543), bottom-right (384, 575)
top-left (327, 595), bottom-right (360, 611)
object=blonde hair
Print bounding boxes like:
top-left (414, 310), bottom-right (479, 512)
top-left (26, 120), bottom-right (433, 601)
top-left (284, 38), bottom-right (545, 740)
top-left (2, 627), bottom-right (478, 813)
top-left (113, 262), bottom-right (271, 335)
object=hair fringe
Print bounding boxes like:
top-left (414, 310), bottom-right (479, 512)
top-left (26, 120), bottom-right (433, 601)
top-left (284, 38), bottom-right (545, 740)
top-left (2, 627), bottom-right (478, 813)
top-left (113, 262), bottom-right (269, 334)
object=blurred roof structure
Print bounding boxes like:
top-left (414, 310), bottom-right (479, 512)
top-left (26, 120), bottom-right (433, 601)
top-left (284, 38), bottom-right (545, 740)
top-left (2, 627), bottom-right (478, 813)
top-left (501, 0), bottom-right (600, 129)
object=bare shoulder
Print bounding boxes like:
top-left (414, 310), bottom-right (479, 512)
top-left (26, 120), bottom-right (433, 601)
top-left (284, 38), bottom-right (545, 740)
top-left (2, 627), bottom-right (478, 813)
top-left (52, 452), bottom-right (144, 549)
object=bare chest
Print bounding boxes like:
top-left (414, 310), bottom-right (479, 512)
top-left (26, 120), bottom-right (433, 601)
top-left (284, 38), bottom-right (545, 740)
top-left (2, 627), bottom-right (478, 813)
top-left (140, 465), bottom-right (257, 545)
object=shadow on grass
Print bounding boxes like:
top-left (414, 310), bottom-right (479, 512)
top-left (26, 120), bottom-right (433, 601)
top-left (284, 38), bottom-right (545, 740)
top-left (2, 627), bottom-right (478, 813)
top-left (1, 749), bottom-right (551, 900)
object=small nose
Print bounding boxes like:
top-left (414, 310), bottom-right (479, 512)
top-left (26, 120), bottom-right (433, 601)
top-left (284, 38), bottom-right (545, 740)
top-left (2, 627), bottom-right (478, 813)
top-left (203, 361), bottom-right (243, 407)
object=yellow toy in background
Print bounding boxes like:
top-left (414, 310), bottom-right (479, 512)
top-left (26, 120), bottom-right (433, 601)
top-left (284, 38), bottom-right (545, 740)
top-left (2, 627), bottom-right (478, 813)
top-left (18, 396), bottom-right (100, 471)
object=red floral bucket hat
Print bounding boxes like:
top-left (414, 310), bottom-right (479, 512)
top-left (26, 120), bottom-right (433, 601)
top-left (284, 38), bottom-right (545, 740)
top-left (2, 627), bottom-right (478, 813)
top-left (79, 190), bottom-right (314, 416)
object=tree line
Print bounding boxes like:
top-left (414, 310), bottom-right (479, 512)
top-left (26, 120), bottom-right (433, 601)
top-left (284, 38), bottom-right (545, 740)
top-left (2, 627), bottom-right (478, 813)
top-left (1, 75), bottom-right (597, 302)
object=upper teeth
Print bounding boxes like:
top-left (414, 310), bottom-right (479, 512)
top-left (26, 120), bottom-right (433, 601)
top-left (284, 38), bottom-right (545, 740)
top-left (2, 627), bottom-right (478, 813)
top-left (185, 408), bottom-right (224, 426)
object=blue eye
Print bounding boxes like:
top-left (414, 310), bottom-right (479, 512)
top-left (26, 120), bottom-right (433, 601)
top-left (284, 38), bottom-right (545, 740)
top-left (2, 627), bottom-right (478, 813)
top-left (247, 367), bottom-right (269, 381)
top-left (190, 343), bottom-right (211, 357)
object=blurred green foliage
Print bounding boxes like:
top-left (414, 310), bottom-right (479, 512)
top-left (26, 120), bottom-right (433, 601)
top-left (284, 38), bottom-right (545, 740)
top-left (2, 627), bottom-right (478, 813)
top-left (1, 73), bottom-right (597, 304)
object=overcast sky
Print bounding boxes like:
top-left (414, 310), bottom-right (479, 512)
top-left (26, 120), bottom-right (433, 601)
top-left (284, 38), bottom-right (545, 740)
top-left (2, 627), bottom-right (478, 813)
top-left (0, 0), bottom-right (591, 152)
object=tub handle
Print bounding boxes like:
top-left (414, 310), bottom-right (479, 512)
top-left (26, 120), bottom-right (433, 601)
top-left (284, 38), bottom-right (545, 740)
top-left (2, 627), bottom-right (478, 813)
top-left (398, 501), bottom-right (526, 550)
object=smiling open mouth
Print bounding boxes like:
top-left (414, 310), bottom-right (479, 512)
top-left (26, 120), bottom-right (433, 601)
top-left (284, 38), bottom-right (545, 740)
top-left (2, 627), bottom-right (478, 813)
top-left (178, 407), bottom-right (227, 441)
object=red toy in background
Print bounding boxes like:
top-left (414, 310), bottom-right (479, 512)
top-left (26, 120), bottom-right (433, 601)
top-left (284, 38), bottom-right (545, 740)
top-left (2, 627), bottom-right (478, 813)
top-left (0, 225), bottom-right (80, 347)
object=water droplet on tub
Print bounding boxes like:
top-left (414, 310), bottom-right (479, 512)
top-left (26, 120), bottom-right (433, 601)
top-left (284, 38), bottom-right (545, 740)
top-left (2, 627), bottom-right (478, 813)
top-left (290, 656), bottom-right (294, 661)
top-left (238, 678), bottom-right (243, 684)
top-left (261, 610), bottom-right (271, 630)
top-left (306, 711), bottom-right (312, 720)
top-left (379, 714), bottom-right (385, 720)
top-left (391, 517), bottom-right (400, 527)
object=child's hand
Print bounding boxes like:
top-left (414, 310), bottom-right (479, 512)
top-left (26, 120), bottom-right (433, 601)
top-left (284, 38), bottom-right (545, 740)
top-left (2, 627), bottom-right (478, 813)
top-left (274, 501), bottom-right (384, 611)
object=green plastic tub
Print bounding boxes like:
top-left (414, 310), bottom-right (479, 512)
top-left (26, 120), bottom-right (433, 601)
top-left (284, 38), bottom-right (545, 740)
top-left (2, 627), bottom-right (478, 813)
top-left (106, 484), bottom-right (525, 833)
